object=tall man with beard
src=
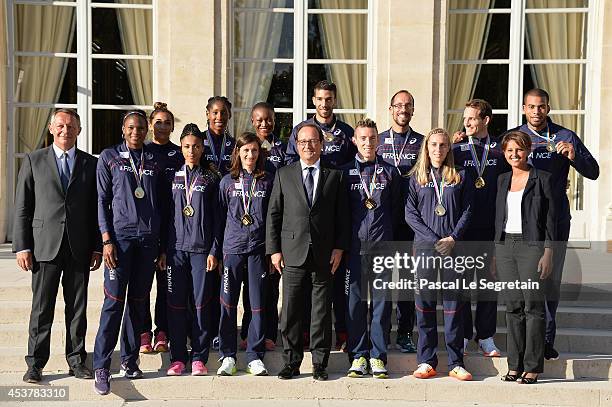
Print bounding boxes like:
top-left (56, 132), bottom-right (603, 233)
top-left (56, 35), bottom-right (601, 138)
top-left (376, 90), bottom-right (424, 353)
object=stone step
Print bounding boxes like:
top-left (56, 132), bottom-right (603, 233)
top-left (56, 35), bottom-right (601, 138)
top-left (1, 342), bottom-right (611, 380)
top-left (0, 282), bottom-right (113, 303)
top-left (4, 294), bottom-right (612, 332)
top-left (3, 315), bottom-right (611, 356)
top-left (0, 372), bottom-right (611, 405)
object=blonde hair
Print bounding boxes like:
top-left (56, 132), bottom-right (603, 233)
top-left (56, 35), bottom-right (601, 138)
top-left (408, 128), bottom-right (460, 186)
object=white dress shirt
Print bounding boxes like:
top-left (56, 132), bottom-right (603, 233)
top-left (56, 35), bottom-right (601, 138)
top-left (300, 158), bottom-right (321, 203)
top-left (52, 143), bottom-right (76, 177)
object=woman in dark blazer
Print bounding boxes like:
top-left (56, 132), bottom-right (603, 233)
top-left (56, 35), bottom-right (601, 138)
top-left (495, 130), bottom-right (556, 384)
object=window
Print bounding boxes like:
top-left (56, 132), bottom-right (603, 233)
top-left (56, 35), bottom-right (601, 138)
top-left (446, 0), bottom-right (591, 216)
top-left (7, 0), bottom-right (154, 214)
top-left (231, 0), bottom-right (371, 139)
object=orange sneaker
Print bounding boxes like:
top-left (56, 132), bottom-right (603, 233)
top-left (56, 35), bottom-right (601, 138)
top-left (413, 363), bottom-right (437, 379)
top-left (449, 366), bottom-right (473, 381)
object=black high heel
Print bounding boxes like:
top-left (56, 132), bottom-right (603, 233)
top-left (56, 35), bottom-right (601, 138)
top-left (501, 371), bottom-right (523, 382)
top-left (520, 374), bottom-right (538, 384)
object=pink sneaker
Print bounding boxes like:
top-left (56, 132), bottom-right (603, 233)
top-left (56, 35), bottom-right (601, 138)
top-left (140, 332), bottom-right (153, 353)
top-left (166, 361), bottom-right (185, 376)
top-left (191, 361), bottom-right (208, 376)
top-left (264, 339), bottom-right (276, 351)
top-left (153, 331), bottom-right (168, 352)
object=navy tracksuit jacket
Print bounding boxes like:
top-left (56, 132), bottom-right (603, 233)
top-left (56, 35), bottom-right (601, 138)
top-left (202, 130), bottom-right (235, 176)
top-left (285, 116), bottom-right (356, 168)
top-left (166, 164), bottom-right (222, 364)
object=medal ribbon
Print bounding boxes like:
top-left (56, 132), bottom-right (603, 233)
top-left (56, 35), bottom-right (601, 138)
top-left (206, 129), bottom-right (227, 168)
top-left (527, 125), bottom-right (553, 146)
top-left (430, 168), bottom-right (446, 207)
top-left (261, 134), bottom-right (275, 151)
top-left (356, 158), bottom-right (378, 201)
top-left (467, 135), bottom-right (490, 179)
top-left (316, 118), bottom-right (337, 139)
top-left (183, 166), bottom-right (199, 208)
top-left (240, 171), bottom-right (258, 217)
top-left (390, 128), bottom-right (411, 175)
top-left (126, 143), bottom-right (144, 190)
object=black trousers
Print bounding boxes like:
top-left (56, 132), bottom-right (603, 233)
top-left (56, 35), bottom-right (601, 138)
top-left (495, 234), bottom-right (546, 373)
top-left (280, 248), bottom-right (333, 368)
top-left (26, 235), bottom-right (90, 369)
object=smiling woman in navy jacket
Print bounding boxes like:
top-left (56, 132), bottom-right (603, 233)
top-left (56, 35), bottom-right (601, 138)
top-left (165, 124), bottom-right (221, 377)
top-left (216, 132), bottom-right (274, 377)
top-left (495, 130), bottom-right (555, 385)
top-left (405, 128), bottom-right (473, 382)
top-left (93, 110), bottom-right (168, 395)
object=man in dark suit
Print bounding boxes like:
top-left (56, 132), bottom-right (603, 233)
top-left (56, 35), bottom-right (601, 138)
top-left (13, 109), bottom-right (102, 383)
top-left (266, 122), bottom-right (350, 381)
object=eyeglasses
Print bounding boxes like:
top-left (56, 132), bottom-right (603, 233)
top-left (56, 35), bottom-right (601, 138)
top-left (297, 139), bottom-right (320, 147)
top-left (391, 103), bottom-right (414, 110)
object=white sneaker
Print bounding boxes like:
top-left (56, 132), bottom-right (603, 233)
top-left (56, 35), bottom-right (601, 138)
top-left (217, 357), bottom-right (237, 376)
top-left (369, 358), bottom-right (388, 379)
top-left (246, 359), bottom-right (268, 376)
top-left (347, 356), bottom-right (368, 378)
top-left (463, 338), bottom-right (469, 355)
top-left (478, 337), bottom-right (501, 357)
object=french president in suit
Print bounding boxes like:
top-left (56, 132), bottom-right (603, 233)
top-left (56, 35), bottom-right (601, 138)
top-left (266, 122), bottom-right (350, 381)
top-left (13, 109), bottom-right (102, 383)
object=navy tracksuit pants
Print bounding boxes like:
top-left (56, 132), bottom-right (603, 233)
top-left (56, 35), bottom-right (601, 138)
top-left (345, 253), bottom-right (392, 363)
top-left (240, 271), bottom-right (280, 342)
top-left (143, 266), bottom-right (168, 337)
top-left (461, 242), bottom-right (497, 342)
top-left (93, 238), bottom-right (157, 370)
top-left (219, 252), bottom-right (267, 363)
top-left (166, 250), bottom-right (216, 364)
top-left (544, 220), bottom-right (570, 347)
top-left (414, 249), bottom-right (466, 370)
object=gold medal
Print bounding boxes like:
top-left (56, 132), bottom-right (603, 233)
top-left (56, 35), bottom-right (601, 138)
top-left (324, 132), bottom-right (334, 142)
top-left (546, 142), bottom-right (555, 152)
top-left (434, 204), bottom-right (446, 217)
top-left (241, 213), bottom-right (254, 226)
top-left (364, 198), bottom-right (377, 210)
top-left (475, 177), bottom-right (485, 189)
top-left (134, 187), bottom-right (145, 199)
top-left (182, 205), bottom-right (195, 217)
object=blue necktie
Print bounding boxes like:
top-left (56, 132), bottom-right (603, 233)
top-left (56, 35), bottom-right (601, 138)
top-left (304, 167), bottom-right (314, 207)
top-left (60, 153), bottom-right (70, 192)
